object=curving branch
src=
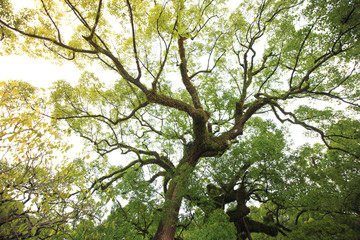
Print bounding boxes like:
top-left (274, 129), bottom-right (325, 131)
top-left (189, 33), bottom-right (226, 80)
top-left (177, 36), bottom-right (203, 109)
top-left (40, 0), bottom-right (62, 42)
top-left (289, 23), bottom-right (316, 88)
top-left (147, 171), bottom-right (167, 184)
top-left (258, 52), bottom-right (282, 92)
top-left (308, 91), bottom-right (360, 109)
top-left (151, 2), bottom-right (177, 91)
top-left (91, 155), bottom-right (174, 192)
top-left (270, 101), bottom-right (359, 159)
top-left (0, 19), bottom-right (98, 54)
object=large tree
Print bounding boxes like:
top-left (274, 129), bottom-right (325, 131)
top-left (1, 0), bottom-right (359, 239)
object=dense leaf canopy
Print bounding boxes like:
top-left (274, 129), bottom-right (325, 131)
top-left (1, 0), bottom-right (359, 239)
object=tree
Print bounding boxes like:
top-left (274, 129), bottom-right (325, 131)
top-left (0, 81), bottom-right (100, 239)
top-left (1, 0), bottom-right (359, 239)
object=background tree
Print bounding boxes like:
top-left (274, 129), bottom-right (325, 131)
top-left (0, 81), bottom-right (100, 239)
top-left (249, 119), bottom-right (360, 239)
top-left (1, 0), bottom-right (359, 239)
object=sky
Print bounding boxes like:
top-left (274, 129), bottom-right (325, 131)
top-left (0, 55), bottom-right (82, 89)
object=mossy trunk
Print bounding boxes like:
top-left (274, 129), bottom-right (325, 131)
top-left (153, 181), bottom-right (181, 240)
top-left (153, 143), bottom-right (208, 240)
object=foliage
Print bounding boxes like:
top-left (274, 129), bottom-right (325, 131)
top-left (185, 209), bottom-right (237, 240)
top-left (0, 81), bottom-right (100, 239)
top-left (249, 126), bottom-right (360, 239)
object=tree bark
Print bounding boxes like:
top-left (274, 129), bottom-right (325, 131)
top-left (153, 179), bottom-right (183, 240)
top-left (153, 145), bottom-right (206, 239)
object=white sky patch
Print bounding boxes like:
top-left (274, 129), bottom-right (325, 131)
top-left (0, 55), bottom-right (81, 88)
top-left (11, 0), bottom-right (37, 10)
top-left (0, 54), bottom-right (121, 88)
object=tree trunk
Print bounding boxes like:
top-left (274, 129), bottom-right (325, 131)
top-left (153, 142), bottom-right (212, 239)
top-left (154, 149), bottom-right (203, 239)
top-left (153, 182), bottom-right (182, 240)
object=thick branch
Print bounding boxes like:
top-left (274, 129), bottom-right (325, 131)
top-left (90, 0), bottom-right (103, 39)
top-left (177, 36), bottom-right (203, 109)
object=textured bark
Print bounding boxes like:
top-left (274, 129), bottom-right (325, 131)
top-left (153, 182), bottom-right (181, 240)
top-left (154, 145), bottom-right (212, 239)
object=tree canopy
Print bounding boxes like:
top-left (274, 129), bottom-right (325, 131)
top-left (1, 0), bottom-right (359, 239)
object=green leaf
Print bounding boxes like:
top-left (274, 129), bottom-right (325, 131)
top-left (31, 227), bottom-right (38, 236)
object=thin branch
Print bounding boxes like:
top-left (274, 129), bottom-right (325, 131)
top-left (152, 2), bottom-right (176, 91)
top-left (40, 0), bottom-right (62, 42)
top-left (307, 91), bottom-right (360, 109)
top-left (258, 52), bottom-right (281, 92)
top-left (126, 0), bottom-right (141, 80)
top-left (289, 23), bottom-right (315, 88)
top-left (43, 41), bottom-right (76, 60)
top-left (147, 171), bottom-right (166, 184)
top-left (270, 102), bottom-right (359, 159)
top-left (190, 33), bottom-right (225, 80)
top-left (190, 50), bottom-right (226, 80)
